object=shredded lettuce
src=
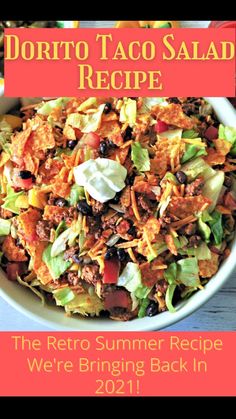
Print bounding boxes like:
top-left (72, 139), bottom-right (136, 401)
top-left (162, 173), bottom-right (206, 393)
top-left (179, 242), bottom-right (211, 260)
top-left (138, 97), bottom-right (164, 113)
top-left (119, 98), bottom-right (137, 126)
top-left (202, 171), bottom-right (224, 213)
top-left (117, 262), bottom-right (151, 299)
top-left (160, 171), bottom-right (178, 186)
top-left (138, 298), bottom-right (150, 318)
top-left (0, 218), bottom-right (11, 236)
top-left (1, 186), bottom-right (24, 214)
top-left (181, 144), bottom-right (207, 164)
top-left (55, 221), bottom-right (66, 239)
top-left (164, 257), bottom-right (200, 287)
top-left (208, 210), bottom-right (224, 245)
top-left (147, 236), bottom-right (188, 262)
top-left (131, 142), bottom-right (150, 172)
top-left (0, 119), bottom-right (12, 155)
top-left (181, 157), bottom-right (215, 182)
top-left (198, 215), bottom-right (211, 242)
top-left (158, 129), bottom-right (182, 141)
top-left (37, 98), bottom-right (71, 115)
top-left (64, 292), bottom-right (104, 316)
top-left (43, 244), bottom-right (72, 279)
top-left (53, 287), bottom-right (76, 306)
top-left (165, 284), bottom-right (177, 313)
top-left (16, 275), bottom-right (45, 304)
top-left (182, 129), bottom-right (199, 139)
top-left (68, 184), bottom-right (85, 206)
top-left (51, 218), bottom-right (82, 257)
top-left (66, 104), bottom-right (105, 133)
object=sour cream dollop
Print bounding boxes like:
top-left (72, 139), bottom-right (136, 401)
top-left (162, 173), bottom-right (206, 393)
top-left (73, 158), bottom-right (127, 203)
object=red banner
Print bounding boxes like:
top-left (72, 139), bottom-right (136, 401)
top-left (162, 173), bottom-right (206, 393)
top-left (4, 28), bottom-right (236, 97)
top-left (0, 332), bottom-right (235, 396)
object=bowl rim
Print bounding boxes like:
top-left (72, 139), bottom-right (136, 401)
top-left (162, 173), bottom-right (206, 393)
top-left (0, 96), bottom-right (236, 331)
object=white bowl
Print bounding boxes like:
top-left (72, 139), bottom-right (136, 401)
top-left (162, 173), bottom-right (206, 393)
top-left (0, 97), bottom-right (236, 331)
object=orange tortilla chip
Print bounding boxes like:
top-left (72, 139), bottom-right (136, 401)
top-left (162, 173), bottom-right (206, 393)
top-left (111, 146), bottom-right (129, 164)
top-left (27, 241), bottom-right (53, 285)
top-left (51, 181), bottom-right (71, 198)
top-left (144, 216), bottom-right (160, 242)
top-left (12, 127), bottom-right (32, 159)
top-left (31, 123), bottom-right (55, 151)
top-left (198, 252), bottom-right (219, 278)
top-left (165, 234), bottom-right (178, 255)
top-left (2, 235), bottom-right (28, 262)
top-left (152, 103), bottom-right (194, 129)
top-left (120, 186), bottom-right (131, 208)
top-left (96, 120), bottom-right (121, 139)
top-left (140, 260), bottom-right (165, 287)
top-left (102, 111), bottom-right (118, 122)
top-left (168, 195), bottom-right (211, 219)
top-left (204, 148), bottom-right (225, 166)
top-left (213, 139), bottom-right (232, 156)
top-left (17, 208), bottom-right (41, 242)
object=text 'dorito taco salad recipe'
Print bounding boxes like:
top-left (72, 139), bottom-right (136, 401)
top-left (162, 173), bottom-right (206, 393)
top-left (0, 19), bottom-right (236, 398)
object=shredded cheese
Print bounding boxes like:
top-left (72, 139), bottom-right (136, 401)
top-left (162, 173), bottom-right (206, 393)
top-left (183, 138), bottom-right (207, 147)
top-left (131, 187), bottom-right (141, 221)
top-left (116, 239), bottom-right (139, 249)
top-left (127, 248), bottom-right (137, 263)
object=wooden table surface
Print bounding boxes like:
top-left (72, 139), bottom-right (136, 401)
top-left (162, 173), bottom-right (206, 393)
top-left (1, 20), bottom-right (236, 331)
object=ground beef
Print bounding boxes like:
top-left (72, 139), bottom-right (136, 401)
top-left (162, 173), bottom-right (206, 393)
top-left (188, 235), bottom-right (202, 248)
top-left (67, 272), bottom-right (80, 286)
top-left (182, 97), bottom-right (202, 116)
top-left (109, 307), bottom-right (139, 321)
top-left (36, 220), bottom-right (53, 241)
top-left (179, 222), bottom-right (197, 236)
top-left (185, 177), bottom-right (204, 196)
top-left (137, 195), bottom-right (154, 213)
top-left (0, 208), bottom-right (13, 219)
top-left (102, 214), bottom-right (119, 231)
top-left (116, 220), bottom-right (130, 235)
top-left (155, 279), bottom-right (168, 295)
top-left (81, 264), bottom-right (101, 285)
top-left (87, 216), bottom-right (102, 238)
top-left (91, 200), bottom-right (108, 216)
top-left (63, 246), bottom-right (79, 261)
top-left (47, 193), bottom-right (56, 205)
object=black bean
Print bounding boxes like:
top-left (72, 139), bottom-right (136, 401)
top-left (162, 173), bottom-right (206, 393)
top-left (123, 126), bottom-right (133, 141)
top-left (55, 198), bottom-right (68, 207)
top-left (224, 176), bottom-right (232, 188)
top-left (126, 173), bottom-right (135, 186)
top-left (77, 200), bottom-right (92, 216)
top-left (108, 139), bottom-right (117, 148)
top-left (168, 97), bottom-right (181, 104)
top-left (175, 171), bottom-right (187, 184)
top-left (111, 192), bottom-right (121, 204)
top-left (103, 102), bottom-right (112, 114)
top-left (117, 248), bottom-right (127, 262)
top-left (188, 235), bottom-right (202, 248)
top-left (99, 141), bottom-right (109, 156)
top-left (68, 139), bottom-right (78, 150)
top-left (19, 170), bottom-right (33, 179)
top-left (105, 247), bottom-right (117, 260)
top-left (146, 302), bottom-right (158, 317)
top-left (127, 226), bottom-right (136, 237)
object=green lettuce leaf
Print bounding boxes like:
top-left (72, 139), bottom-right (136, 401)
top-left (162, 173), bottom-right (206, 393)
top-left (66, 104), bottom-right (105, 133)
top-left (119, 98), bottom-right (137, 126)
top-left (37, 98), bottom-right (71, 115)
top-left (53, 287), bottom-right (76, 306)
top-left (179, 242), bottom-right (211, 260)
top-left (164, 257), bottom-right (200, 287)
top-left (0, 218), bottom-right (11, 236)
top-left (181, 157), bottom-right (215, 182)
top-left (198, 216), bottom-right (211, 242)
top-left (117, 262), bottom-right (151, 299)
top-left (208, 210), bottom-right (223, 245)
top-left (165, 284), bottom-right (177, 313)
top-left (131, 142), bottom-right (150, 172)
top-left (68, 184), bottom-right (85, 206)
top-left (181, 144), bottom-right (207, 164)
top-left (138, 298), bottom-right (150, 318)
top-left (202, 171), bottom-right (225, 213)
top-left (17, 275), bottom-right (45, 305)
top-left (43, 244), bottom-right (72, 279)
top-left (64, 292), bottom-right (104, 316)
top-left (1, 186), bottom-right (24, 214)
top-left (182, 129), bottom-right (199, 139)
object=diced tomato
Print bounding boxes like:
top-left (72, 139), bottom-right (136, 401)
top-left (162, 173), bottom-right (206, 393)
top-left (104, 290), bottom-right (130, 310)
top-left (83, 132), bottom-right (101, 149)
top-left (103, 258), bottom-right (120, 284)
top-left (6, 263), bottom-right (26, 281)
top-left (204, 126), bottom-right (218, 141)
top-left (224, 192), bottom-right (236, 210)
top-left (74, 128), bottom-right (83, 139)
top-left (12, 172), bottom-right (33, 190)
top-left (154, 120), bottom-right (169, 133)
